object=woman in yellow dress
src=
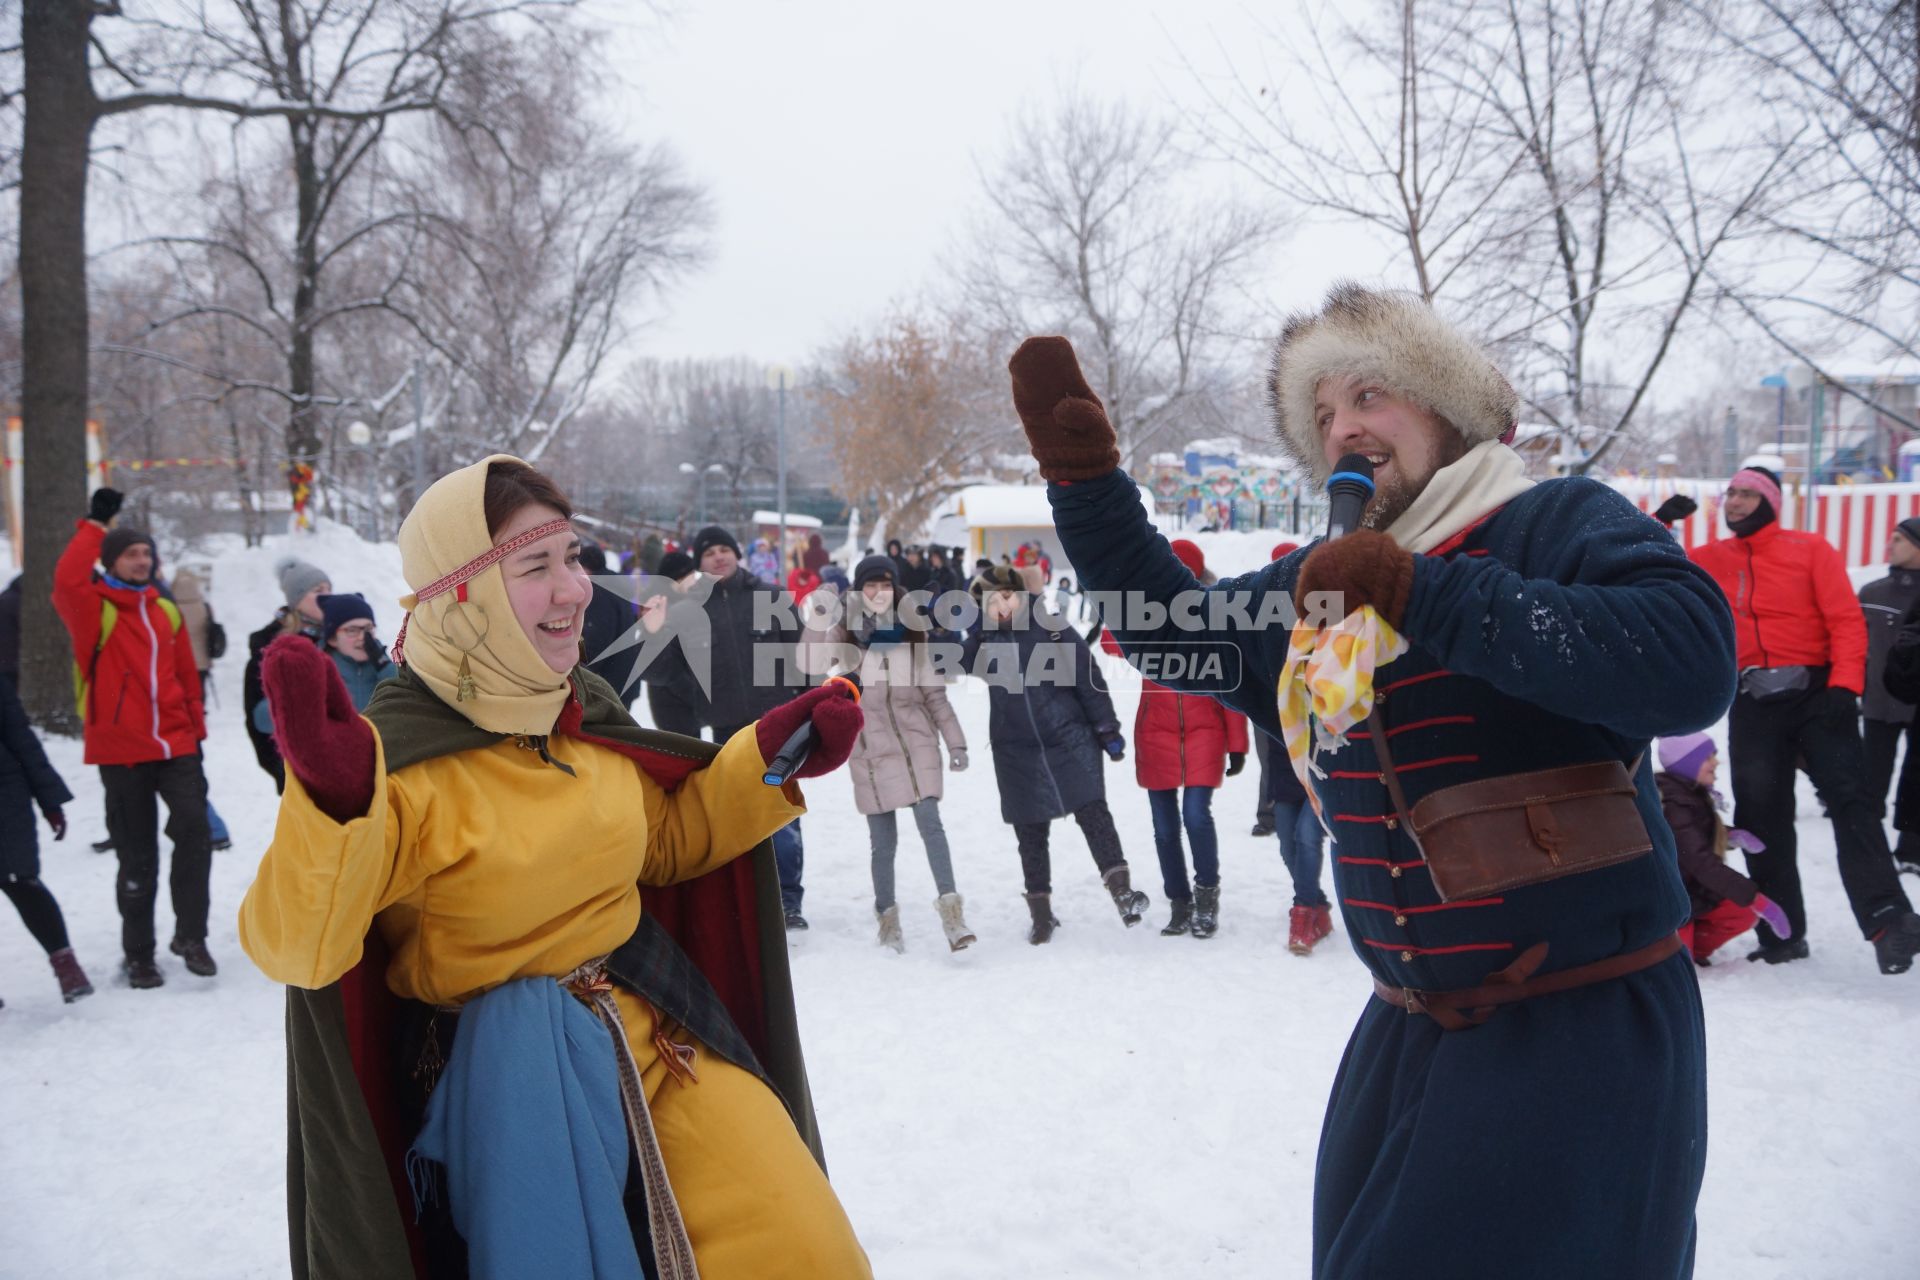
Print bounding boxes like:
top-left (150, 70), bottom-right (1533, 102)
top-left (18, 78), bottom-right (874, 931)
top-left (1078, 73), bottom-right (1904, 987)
top-left (240, 455), bottom-right (870, 1279)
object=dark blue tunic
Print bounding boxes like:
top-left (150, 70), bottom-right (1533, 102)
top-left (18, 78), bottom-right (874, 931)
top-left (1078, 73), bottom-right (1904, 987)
top-left (1050, 471), bottom-right (1735, 1279)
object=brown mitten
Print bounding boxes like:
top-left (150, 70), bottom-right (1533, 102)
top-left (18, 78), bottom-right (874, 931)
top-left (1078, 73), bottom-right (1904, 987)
top-left (1293, 531), bottom-right (1416, 629)
top-left (1008, 337), bottom-right (1122, 483)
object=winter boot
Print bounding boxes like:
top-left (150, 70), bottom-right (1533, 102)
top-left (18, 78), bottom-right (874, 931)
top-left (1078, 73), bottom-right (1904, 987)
top-left (1102, 865), bottom-right (1148, 928)
top-left (1310, 904), bottom-right (1335, 947)
top-left (1190, 883), bottom-right (1220, 939)
top-left (784, 909), bottom-right (809, 932)
top-left (123, 955), bottom-right (165, 989)
top-left (1161, 899), bottom-right (1192, 936)
top-left (49, 949), bottom-right (93, 1003)
top-left (1287, 905), bottom-right (1316, 955)
top-left (1746, 937), bottom-right (1810, 965)
top-left (1250, 819), bottom-right (1274, 838)
top-left (1024, 892), bottom-right (1059, 945)
top-left (91, 838), bottom-right (114, 854)
top-left (170, 936), bottom-right (218, 978)
top-left (934, 893), bottom-right (976, 951)
top-left (876, 905), bottom-right (905, 954)
top-left (1872, 910), bottom-right (1920, 975)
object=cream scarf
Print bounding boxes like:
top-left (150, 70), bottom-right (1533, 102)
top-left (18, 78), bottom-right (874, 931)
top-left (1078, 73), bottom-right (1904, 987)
top-left (1384, 439), bottom-right (1534, 553)
top-left (394, 454), bottom-right (574, 737)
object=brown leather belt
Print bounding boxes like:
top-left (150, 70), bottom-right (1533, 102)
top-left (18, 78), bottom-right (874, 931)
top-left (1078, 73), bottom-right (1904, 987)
top-left (1371, 934), bottom-right (1683, 1031)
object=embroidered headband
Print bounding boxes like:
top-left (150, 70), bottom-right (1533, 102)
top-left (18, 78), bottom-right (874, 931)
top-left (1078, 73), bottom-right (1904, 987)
top-left (392, 516), bottom-right (574, 670)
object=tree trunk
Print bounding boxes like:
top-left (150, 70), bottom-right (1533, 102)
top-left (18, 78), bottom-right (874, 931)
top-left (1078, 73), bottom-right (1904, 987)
top-left (287, 113), bottom-right (323, 509)
top-left (17, 1), bottom-right (98, 733)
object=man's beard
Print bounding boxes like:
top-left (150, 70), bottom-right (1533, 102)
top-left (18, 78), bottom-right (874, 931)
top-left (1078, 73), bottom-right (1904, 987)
top-left (1358, 433), bottom-right (1469, 531)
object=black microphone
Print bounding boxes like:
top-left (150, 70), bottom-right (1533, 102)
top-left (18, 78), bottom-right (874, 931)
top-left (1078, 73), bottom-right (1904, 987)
top-left (1325, 454), bottom-right (1377, 541)
top-left (761, 674), bottom-right (861, 786)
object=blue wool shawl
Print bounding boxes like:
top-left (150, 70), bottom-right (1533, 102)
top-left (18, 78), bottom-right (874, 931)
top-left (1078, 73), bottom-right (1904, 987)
top-left (408, 977), bottom-right (644, 1280)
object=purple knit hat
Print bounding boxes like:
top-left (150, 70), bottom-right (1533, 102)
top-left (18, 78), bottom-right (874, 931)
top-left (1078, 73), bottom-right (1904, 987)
top-left (1657, 732), bottom-right (1716, 784)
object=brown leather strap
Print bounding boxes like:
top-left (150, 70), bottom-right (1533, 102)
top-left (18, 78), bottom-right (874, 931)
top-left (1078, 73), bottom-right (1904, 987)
top-left (1371, 933), bottom-right (1683, 1031)
top-left (1366, 707), bottom-right (1424, 852)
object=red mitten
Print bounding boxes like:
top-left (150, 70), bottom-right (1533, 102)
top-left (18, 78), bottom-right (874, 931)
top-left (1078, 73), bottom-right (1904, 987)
top-left (754, 678), bottom-right (864, 780)
top-left (261, 633), bottom-right (377, 823)
top-left (1008, 337), bottom-right (1122, 483)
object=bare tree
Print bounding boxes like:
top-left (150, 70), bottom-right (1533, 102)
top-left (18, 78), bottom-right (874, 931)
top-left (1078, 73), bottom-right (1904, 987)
top-left (1181, 0), bottom-right (1524, 307)
top-left (959, 91), bottom-right (1277, 471)
top-left (811, 309), bottom-right (1022, 542)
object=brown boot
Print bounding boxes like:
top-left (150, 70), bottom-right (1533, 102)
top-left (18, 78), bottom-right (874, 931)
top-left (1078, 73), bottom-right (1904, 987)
top-left (49, 948), bottom-right (93, 1002)
top-left (1102, 865), bottom-right (1148, 927)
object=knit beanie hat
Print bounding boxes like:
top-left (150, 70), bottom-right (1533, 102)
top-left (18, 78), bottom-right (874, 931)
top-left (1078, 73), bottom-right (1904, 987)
top-left (316, 592), bottom-right (375, 644)
top-left (853, 554), bottom-right (898, 590)
top-left (693, 525), bottom-right (741, 561)
top-left (276, 557), bottom-right (331, 610)
top-left (1898, 517), bottom-right (1920, 549)
top-left (395, 454), bottom-right (574, 736)
top-left (1170, 538), bottom-right (1207, 579)
top-left (656, 550), bottom-right (697, 582)
top-left (100, 527), bottom-right (156, 575)
top-left (1657, 732), bottom-right (1716, 785)
top-left (1268, 282), bottom-right (1519, 483)
top-left (1272, 541), bottom-right (1300, 560)
top-left (577, 541), bottom-right (608, 576)
top-left (969, 563), bottom-right (1028, 602)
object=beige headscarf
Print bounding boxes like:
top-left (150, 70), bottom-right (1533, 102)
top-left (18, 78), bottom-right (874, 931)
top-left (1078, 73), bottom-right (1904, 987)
top-left (394, 454), bottom-right (575, 736)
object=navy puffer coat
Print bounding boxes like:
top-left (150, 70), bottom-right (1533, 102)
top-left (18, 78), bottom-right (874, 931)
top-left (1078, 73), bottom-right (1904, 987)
top-left (1, 679), bottom-right (74, 880)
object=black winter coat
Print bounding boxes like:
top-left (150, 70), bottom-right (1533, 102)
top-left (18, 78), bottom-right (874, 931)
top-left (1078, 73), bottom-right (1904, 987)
top-left (1, 677), bottom-right (73, 879)
top-left (960, 603), bottom-right (1119, 825)
top-left (674, 568), bottom-right (804, 735)
top-left (580, 583), bottom-right (640, 697)
top-left (243, 613), bottom-right (295, 789)
top-left (1655, 771), bottom-right (1757, 914)
top-left (1861, 568), bottom-right (1920, 723)
top-left (0, 575), bottom-right (20, 686)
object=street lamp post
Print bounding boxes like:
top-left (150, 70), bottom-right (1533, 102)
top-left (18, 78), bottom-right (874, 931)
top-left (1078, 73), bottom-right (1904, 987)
top-left (767, 365), bottom-right (792, 569)
top-left (679, 461), bottom-right (726, 526)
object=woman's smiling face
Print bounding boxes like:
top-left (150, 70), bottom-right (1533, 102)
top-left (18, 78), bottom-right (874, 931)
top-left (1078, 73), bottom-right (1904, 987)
top-left (496, 503), bottom-right (592, 673)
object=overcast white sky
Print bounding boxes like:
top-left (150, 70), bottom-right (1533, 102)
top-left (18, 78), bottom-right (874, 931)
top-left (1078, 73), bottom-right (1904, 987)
top-left (610, 0), bottom-right (1373, 368)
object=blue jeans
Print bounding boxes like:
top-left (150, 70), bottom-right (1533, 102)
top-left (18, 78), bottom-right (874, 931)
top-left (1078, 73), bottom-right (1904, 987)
top-left (1272, 798), bottom-right (1329, 908)
top-left (1148, 786), bottom-right (1218, 902)
top-left (206, 801), bottom-right (230, 847)
top-left (772, 819), bottom-right (804, 914)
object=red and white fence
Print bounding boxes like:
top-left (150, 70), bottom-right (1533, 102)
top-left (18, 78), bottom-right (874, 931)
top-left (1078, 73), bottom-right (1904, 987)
top-left (1607, 477), bottom-right (1920, 569)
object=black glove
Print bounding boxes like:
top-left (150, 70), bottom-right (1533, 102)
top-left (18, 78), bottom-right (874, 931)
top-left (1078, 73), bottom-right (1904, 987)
top-left (1826, 686), bottom-right (1860, 718)
top-left (1226, 752), bottom-right (1246, 777)
top-left (1652, 495), bottom-right (1698, 527)
top-left (366, 636), bottom-right (391, 670)
top-left (88, 488), bottom-right (124, 525)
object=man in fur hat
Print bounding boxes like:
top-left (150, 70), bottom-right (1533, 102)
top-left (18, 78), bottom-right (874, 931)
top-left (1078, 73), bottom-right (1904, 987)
top-left (1004, 282), bottom-right (1847, 1277)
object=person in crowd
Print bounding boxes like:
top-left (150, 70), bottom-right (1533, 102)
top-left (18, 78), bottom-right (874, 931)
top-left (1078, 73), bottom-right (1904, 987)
top-left (635, 549), bottom-right (711, 736)
top-left (253, 594), bottom-right (394, 737)
top-left (1103, 539), bottom-right (1248, 940)
top-left (925, 545), bottom-right (959, 599)
top-left (786, 554), bottom-right (823, 608)
top-left (0, 575), bottom-right (21, 697)
top-left (53, 488), bottom-right (214, 987)
top-left (669, 524), bottom-right (811, 928)
top-left (241, 455), bottom-right (870, 1278)
top-left (1861, 519), bottom-right (1920, 874)
top-left (801, 554), bottom-right (975, 952)
top-left (898, 544), bottom-right (934, 594)
top-left (1876, 593), bottom-right (1920, 875)
top-left (747, 536), bottom-right (781, 583)
top-left (575, 540), bottom-right (641, 700)
top-left (168, 566), bottom-right (234, 853)
top-left (1, 675), bottom-right (93, 1004)
top-left (1012, 284), bottom-right (1743, 1277)
top-left (1655, 732), bottom-right (1792, 964)
top-left (802, 533), bottom-right (830, 576)
top-left (1692, 464), bottom-right (1920, 970)
top-left (884, 537), bottom-right (907, 583)
top-left (1249, 541), bottom-right (1301, 838)
top-left (961, 564), bottom-right (1148, 944)
top-left (818, 561), bottom-right (850, 596)
top-left (243, 557), bottom-right (331, 791)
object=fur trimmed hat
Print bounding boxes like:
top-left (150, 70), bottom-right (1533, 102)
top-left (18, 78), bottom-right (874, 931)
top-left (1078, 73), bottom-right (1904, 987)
top-left (1267, 282), bottom-right (1518, 483)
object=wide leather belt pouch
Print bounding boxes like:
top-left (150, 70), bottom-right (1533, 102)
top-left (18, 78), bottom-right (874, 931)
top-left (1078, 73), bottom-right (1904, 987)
top-left (1408, 760), bottom-right (1653, 901)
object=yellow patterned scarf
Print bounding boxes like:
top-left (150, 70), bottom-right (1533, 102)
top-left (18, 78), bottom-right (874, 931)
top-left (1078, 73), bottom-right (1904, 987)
top-left (1276, 607), bottom-right (1409, 808)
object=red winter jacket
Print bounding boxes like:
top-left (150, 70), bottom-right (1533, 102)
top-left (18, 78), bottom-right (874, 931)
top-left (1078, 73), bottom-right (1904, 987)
top-left (1689, 522), bottom-right (1867, 694)
top-left (1100, 629), bottom-right (1248, 789)
top-left (52, 521), bottom-right (206, 766)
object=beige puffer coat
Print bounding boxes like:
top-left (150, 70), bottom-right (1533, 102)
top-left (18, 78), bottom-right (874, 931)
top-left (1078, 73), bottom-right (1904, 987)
top-left (800, 597), bottom-right (965, 816)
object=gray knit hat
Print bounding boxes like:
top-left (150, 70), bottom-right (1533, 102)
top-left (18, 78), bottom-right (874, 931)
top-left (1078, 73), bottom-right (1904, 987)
top-left (275, 557), bottom-right (331, 609)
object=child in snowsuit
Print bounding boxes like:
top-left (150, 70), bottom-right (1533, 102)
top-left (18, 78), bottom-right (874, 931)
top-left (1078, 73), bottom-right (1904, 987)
top-left (1656, 732), bottom-right (1792, 963)
top-left (961, 564), bottom-right (1149, 944)
top-left (800, 555), bottom-right (975, 952)
top-left (1, 677), bottom-right (93, 1003)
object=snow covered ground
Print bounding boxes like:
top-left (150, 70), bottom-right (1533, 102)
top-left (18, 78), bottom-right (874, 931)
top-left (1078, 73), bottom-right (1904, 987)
top-left (2, 525), bottom-right (1915, 1278)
